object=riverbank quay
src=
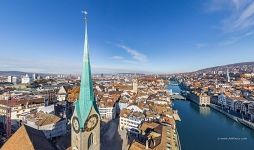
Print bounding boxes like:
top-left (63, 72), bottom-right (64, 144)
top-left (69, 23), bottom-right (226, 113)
top-left (173, 113), bottom-right (181, 121)
top-left (167, 82), bottom-right (182, 150)
top-left (210, 104), bottom-right (254, 130)
top-left (238, 118), bottom-right (254, 130)
top-left (175, 127), bottom-right (181, 150)
top-left (209, 104), bottom-right (239, 122)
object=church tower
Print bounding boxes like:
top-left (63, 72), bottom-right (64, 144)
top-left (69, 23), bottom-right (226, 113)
top-left (71, 11), bottom-right (100, 150)
top-left (227, 68), bottom-right (230, 83)
top-left (132, 79), bottom-right (138, 93)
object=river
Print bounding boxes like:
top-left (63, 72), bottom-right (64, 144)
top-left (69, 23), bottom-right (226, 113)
top-left (168, 83), bottom-right (254, 150)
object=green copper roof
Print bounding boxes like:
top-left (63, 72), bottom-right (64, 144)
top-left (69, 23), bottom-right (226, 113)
top-left (75, 13), bottom-right (98, 129)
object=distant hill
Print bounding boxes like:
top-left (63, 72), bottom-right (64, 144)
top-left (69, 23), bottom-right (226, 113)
top-left (0, 71), bottom-right (29, 76)
top-left (196, 61), bottom-right (254, 73)
top-left (0, 71), bottom-right (50, 76)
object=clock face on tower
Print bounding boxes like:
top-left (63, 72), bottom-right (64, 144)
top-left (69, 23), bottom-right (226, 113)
top-left (84, 114), bottom-right (99, 132)
top-left (72, 116), bottom-right (80, 133)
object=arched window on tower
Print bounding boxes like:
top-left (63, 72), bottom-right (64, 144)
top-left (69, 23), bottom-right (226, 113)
top-left (88, 133), bottom-right (93, 149)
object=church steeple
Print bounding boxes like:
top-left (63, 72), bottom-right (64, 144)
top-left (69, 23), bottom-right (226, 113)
top-left (75, 11), bottom-right (98, 130)
top-left (80, 11), bottom-right (94, 101)
top-left (71, 11), bottom-right (100, 150)
top-left (227, 68), bottom-right (230, 83)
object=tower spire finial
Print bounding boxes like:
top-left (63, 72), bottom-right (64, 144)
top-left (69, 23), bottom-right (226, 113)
top-left (81, 10), bottom-right (88, 20)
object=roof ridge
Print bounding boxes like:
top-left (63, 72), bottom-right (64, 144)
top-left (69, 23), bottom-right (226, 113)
top-left (23, 125), bottom-right (36, 150)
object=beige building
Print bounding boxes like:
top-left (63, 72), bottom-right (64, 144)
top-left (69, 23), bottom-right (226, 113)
top-left (132, 79), bottom-right (138, 93)
top-left (189, 92), bottom-right (210, 106)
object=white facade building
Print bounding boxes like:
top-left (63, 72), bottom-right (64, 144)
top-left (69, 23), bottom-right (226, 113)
top-left (99, 106), bottom-right (116, 120)
top-left (118, 101), bottom-right (129, 110)
top-left (190, 92), bottom-right (210, 106)
top-left (57, 86), bottom-right (68, 101)
top-left (120, 116), bottom-right (142, 132)
top-left (126, 105), bottom-right (143, 113)
top-left (218, 94), bottom-right (227, 106)
top-left (33, 73), bottom-right (38, 81)
top-left (120, 109), bottom-right (145, 133)
top-left (7, 76), bottom-right (12, 83)
top-left (7, 76), bottom-right (17, 84)
top-left (21, 74), bottom-right (32, 84)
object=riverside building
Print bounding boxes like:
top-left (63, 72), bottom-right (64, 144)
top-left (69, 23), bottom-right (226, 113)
top-left (189, 91), bottom-right (210, 106)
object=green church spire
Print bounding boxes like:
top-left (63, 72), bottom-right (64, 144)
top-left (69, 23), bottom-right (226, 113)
top-left (75, 11), bottom-right (98, 129)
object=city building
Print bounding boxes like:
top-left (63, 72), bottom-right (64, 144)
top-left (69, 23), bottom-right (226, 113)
top-left (127, 104), bottom-right (143, 113)
top-left (7, 76), bottom-right (17, 84)
top-left (128, 122), bottom-right (180, 150)
top-left (12, 76), bottom-right (17, 84)
top-left (7, 76), bottom-right (12, 83)
top-left (21, 74), bottom-right (31, 84)
top-left (33, 73), bottom-right (38, 81)
top-left (98, 102), bottom-right (116, 120)
top-left (25, 111), bottom-right (67, 139)
top-left (120, 108), bottom-right (145, 133)
top-left (247, 102), bottom-right (254, 122)
top-left (189, 91), bottom-right (210, 106)
top-left (218, 93), bottom-right (227, 106)
top-left (0, 98), bottom-right (45, 129)
top-left (132, 79), bottom-right (138, 93)
top-left (57, 85), bottom-right (70, 101)
top-left (118, 99), bottom-right (129, 110)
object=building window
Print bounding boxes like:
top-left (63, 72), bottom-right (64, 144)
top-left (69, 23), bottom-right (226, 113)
top-left (88, 133), bottom-right (93, 149)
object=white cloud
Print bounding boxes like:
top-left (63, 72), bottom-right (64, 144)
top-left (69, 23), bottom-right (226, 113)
top-left (206, 0), bottom-right (254, 46)
top-left (220, 30), bottom-right (254, 45)
top-left (245, 30), bottom-right (254, 35)
top-left (111, 55), bottom-right (125, 60)
top-left (195, 43), bottom-right (207, 48)
top-left (110, 55), bottom-right (140, 65)
top-left (116, 43), bottom-right (148, 63)
top-left (232, 0), bottom-right (241, 9)
top-left (207, 0), bottom-right (254, 31)
top-left (123, 60), bottom-right (139, 64)
top-left (233, 1), bottom-right (254, 30)
top-left (207, 0), bottom-right (235, 12)
top-left (92, 64), bottom-right (149, 73)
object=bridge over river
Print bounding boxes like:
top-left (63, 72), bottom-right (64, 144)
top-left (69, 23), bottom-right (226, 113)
top-left (171, 94), bottom-right (185, 100)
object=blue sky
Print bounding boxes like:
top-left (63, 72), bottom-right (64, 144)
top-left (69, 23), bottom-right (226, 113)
top-left (0, 0), bottom-right (254, 74)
